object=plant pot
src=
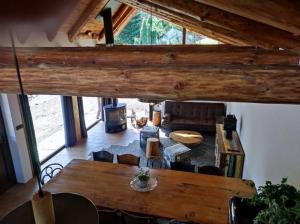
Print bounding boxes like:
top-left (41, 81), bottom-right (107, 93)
top-left (229, 197), bottom-right (262, 224)
top-left (137, 180), bottom-right (149, 188)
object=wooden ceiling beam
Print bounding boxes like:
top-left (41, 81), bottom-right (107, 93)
top-left (1, 45), bottom-right (300, 104)
top-left (124, 0), bottom-right (250, 46)
top-left (68, 0), bottom-right (109, 42)
top-left (130, 0), bottom-right (300, 53)
top-left (98, 4), bottom-right (136, 41)
top-left (194, 0), bottom-right (300, 36)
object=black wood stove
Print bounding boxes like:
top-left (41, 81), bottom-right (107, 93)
top-left (103, 100), bottom-right (127, 133)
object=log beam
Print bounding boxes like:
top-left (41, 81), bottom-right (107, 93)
top-left (1, 45), bottom-right (300, 104)
top-left (194, 0), bottom-right (300, 35)
top-left (126, 0), bottom-right (300, 53)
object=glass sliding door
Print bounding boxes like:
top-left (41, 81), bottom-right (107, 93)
top-left (82, 97), bottom-right (100, 129)
top-left (29, 95), bottom-right (65, 162)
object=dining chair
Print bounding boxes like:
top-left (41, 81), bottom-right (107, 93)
top-left (40, 163), bottom-right (63, 185)
top-left (117, 154), bottom-right (140, 166)
top-left (197, 166), bottom-right (224, 176)
top-left (147, 156), bottom-right (166, 169)
top-left (93, 150), bottom-right (114, 163)
top-left (1, 201), bottom-right (35, 224)
top-left (121, 210), bottom-right (155, 224)
top-left (98, 208), bottom-right (119, 224)
top-left (53, 193), bottom-right (99, 224)
top-left (170, 162), bottom-right (195, 173)
top-left (1, 193), bottom-right (99, 224)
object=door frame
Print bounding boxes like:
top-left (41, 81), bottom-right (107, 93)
top-left (0, 104), bottom-right (16, 192)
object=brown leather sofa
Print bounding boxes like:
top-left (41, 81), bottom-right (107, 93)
top-left (161, 101), bottom-right (226, 132)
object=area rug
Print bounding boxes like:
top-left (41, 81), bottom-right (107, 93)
top-left (100, 133), bottom-right (216, 170)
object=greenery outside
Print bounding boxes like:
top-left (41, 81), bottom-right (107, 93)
top-left (115, 11), bottom-right (217, 45)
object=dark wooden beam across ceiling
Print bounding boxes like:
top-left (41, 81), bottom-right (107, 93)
top-left (124, 0), bottom-right (300, 53)
top-left (1, 45), bottom-right (300, 104)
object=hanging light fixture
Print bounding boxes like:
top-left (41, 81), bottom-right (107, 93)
top-left (9, 32), bottom-right (44, 197)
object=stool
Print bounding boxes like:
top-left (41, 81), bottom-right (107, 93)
top-left (146, 138), bottom-right (160, 158)
top-left (140, 126), bottom-right (159, 149)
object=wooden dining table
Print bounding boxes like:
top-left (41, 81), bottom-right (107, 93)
top-left (44, 159), bottom-right (256, 224)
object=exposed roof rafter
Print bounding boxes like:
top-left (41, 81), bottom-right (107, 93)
top-left (68, 0), bottom-right (109, 42)
top-left (123, 0), bottom-right (300, 53)
top-left (98, 4), bottom-right (136, 41)
top-left (194, 0), bottom-right (300, 36)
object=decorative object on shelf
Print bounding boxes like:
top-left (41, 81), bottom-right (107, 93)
top-left (130, 168), bottom-right (158, 192)
top-left (215, 124), bottom-right (244, 178)
top-left (136, 117), bottom-right (148, 128)
top-left (140, 126), bottom-right (159, 149)
top-left (229, 178), bottom-right (300, 224)
top-left (223, 114), bottom-right (237, 139)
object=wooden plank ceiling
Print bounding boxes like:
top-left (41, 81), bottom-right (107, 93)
top-left (122, 0), bottom-right (300, 53)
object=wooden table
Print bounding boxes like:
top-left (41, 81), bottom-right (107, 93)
top-left (44, 159), bottom-right (255, 224)
top-left (170, 130), bottom-right (204, 146)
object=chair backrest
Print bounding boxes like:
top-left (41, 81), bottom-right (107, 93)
top-left (40, 163), bottom-right (63, 185)
top-left (98, 208), bottom-right (119, 224)
top-left (93, 151), bottom-right (114, 163)
top-left (170, 162), bottom-right (195, 173)
top-left (197, 166), bottom-right (224, 176)
top-left (52, 193), bottom-right (98, 224)
top-left (1, 193), bottom-right (99, 224)
top-left (147, 157), bottom-right (166, 169)
top-left (122, 211), bottom-right (154, 224)
top-left (117, 154), bottom-right (140, 166)
top-left (1, 201), bottom-right (35, 224)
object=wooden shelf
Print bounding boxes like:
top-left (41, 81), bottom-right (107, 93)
top-left (215, 124), bottom-right (245, 178)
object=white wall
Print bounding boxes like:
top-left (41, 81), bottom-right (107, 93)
top-left (0, 94), bottom-right (33, 183)
top-left (228, 102), bottom-right (300, 189)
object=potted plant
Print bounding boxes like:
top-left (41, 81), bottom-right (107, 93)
top-left (229, 178), bottom-right (300, 224)
top-left (136, 168), bottom-right (150, 188)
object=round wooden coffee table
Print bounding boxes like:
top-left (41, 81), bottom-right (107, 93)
top-left (169, 130), bottom-right (203, 146)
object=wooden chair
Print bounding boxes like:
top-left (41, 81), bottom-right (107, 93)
top-left (1, 193), bottom-right (99, 224)
top-left (1, 201), bottom-right (35, 224)
top-left (98, 208), bottom-right (119, 224)
top-left (93, 150), bottom-right (114, 163)
top-left (121, 210), bottom-right (155, 224)
top-left (117, 154), bottom-right (140, 166)
top-left (170, 162), bottom-right (195, 173)
top-left (147, 157), bottom-right (166, 169)
top-left (197, 166), bottom-right (224, 176)
top-left (40, 163), bottom-right (63, 185)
